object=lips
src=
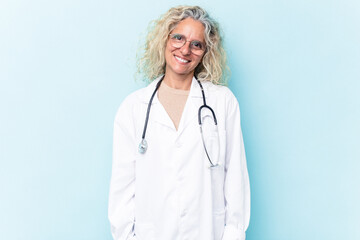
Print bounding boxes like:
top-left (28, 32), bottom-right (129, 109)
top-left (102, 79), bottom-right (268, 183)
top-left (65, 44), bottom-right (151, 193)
top-left (174, 55), bottom-right (191, 64)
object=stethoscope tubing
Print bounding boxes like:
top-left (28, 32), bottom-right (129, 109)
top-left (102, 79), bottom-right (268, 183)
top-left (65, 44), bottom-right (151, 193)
top-left (138, 76), bottom-right (164, 154)
top-left (139, 77), bottom-right (219, 167)
top-left (141, 76), bottom-right (164, 140)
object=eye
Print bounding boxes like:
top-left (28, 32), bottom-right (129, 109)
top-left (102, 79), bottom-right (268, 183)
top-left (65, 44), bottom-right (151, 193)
top-left (172, 34), bottom-right (184, 41)
top-left (191, 41), bottom-right (203, 49)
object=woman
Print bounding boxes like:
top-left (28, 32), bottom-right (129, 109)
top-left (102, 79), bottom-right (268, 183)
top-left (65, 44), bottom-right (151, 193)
top-left (109, 5), bottom-right (250, 240)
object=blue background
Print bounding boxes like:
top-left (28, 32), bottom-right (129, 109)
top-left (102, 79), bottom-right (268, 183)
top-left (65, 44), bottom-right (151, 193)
top-left (1, 0), bottom-right (359, 239)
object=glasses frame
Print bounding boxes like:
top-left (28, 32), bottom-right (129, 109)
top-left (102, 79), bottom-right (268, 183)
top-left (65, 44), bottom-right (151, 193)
top-left (168, 33), bottom-right (206, 56)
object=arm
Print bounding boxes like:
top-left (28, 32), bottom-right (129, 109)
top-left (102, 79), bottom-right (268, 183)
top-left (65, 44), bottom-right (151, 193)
top-left (222, 93), bottom-right (251, 240)
top-left (108, 100), bottom-right (137, 240)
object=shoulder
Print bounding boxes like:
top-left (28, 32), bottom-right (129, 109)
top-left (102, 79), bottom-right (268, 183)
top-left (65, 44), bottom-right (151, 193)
top-left (202, 81), bottom-right (239, 107)
top-left (120, 88), bottom-right (145, 106)
top-left (114, 86), bottom-right (147, 120)
top-left (114, 77), bottom-right (162, 120)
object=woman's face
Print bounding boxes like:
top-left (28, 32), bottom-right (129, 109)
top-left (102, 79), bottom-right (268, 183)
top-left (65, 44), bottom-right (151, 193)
top-left (164, 18), bottom-right (206, 79)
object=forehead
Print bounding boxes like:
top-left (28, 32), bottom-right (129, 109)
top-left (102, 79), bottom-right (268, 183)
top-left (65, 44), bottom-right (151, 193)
top-left (171, 18), bottom-right (205, 41)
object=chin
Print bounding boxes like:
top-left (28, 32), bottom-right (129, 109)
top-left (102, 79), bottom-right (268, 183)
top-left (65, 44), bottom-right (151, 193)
top-left (173, 66), bottom-right (195, 76)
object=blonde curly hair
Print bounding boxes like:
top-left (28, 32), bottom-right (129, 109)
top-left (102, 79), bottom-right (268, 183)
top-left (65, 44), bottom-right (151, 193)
top-left (136, 5), bottom-right (229, 85)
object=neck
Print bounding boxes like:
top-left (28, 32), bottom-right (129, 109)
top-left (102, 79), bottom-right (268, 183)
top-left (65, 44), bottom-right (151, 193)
top-left (163, 72), bottom-right (193, 90)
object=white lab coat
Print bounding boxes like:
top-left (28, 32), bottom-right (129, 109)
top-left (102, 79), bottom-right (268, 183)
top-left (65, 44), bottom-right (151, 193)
top-left (109, 76), bottom-right (250, 240)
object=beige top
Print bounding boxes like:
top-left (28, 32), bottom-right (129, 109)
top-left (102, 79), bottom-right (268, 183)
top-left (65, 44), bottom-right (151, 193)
top-left (158, 82), bottom-right (190, 130)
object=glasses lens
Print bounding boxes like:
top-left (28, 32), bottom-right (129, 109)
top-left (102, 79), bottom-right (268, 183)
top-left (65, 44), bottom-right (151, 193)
top-left (169, 33), bottom-right (205, 55)
top-left (170, 34), bottom-right (185, 48)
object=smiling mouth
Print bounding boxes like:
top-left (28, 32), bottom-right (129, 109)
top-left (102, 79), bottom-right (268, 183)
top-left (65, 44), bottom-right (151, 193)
top-left (174, 55), bottom-right (190, 63)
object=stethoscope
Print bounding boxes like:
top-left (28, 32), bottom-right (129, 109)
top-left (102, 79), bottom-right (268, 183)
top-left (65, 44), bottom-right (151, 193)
top-left (138, 76), bottom-right (219, 167)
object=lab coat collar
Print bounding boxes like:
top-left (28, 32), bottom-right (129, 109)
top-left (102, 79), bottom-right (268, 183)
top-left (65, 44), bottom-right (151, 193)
top-left (140, 75), bottom-right (207, 133)
top-left (140, 75), bottom-right (205, 104)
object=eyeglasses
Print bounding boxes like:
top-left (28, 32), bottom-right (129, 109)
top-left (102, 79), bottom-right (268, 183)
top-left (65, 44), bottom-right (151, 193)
top-left (169, 33), bottom-right (206, 55)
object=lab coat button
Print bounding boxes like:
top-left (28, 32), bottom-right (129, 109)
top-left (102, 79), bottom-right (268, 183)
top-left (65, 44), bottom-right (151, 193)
top-left (180, 210), bottom-right (187, 217)
top-left (175, 142), bottom-right (182, 148)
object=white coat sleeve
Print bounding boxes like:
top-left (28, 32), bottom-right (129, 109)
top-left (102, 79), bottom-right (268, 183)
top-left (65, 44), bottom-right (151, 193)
top-left (222, 93), bottom-right (251, 240)
top-left (108, 100), bottom-right (137, 240)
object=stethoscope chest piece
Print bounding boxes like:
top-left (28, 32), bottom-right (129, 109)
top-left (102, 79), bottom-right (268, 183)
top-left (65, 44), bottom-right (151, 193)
top-left (138, 139), bottom-right (148, 154)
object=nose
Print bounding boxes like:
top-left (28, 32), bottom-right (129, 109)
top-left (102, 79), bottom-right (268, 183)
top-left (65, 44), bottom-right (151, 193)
top-left (180, 42), bottom-right (191, 55)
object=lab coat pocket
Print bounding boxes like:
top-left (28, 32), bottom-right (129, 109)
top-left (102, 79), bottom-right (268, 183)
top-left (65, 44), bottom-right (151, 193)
top-left (134, 223), bottom-right (155, 240)
top-left (213, 210), bottom-right (225, 240)
top-left (201, 127), bottom-right (222, 167)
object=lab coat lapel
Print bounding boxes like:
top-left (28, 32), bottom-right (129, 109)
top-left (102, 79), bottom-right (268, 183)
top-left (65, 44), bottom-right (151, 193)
top-left (141, 76), bottom-right (209, 132)
top-left (177, 77), bottom-right (205, 136)
top-left (141, 76), bottom-right (176, 129)
top-left (151, 93), bottom-right (176, 129)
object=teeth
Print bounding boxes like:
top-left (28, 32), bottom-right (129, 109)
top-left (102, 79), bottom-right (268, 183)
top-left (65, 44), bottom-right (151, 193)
top-left (175, 56), bottom-right (189, 63)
